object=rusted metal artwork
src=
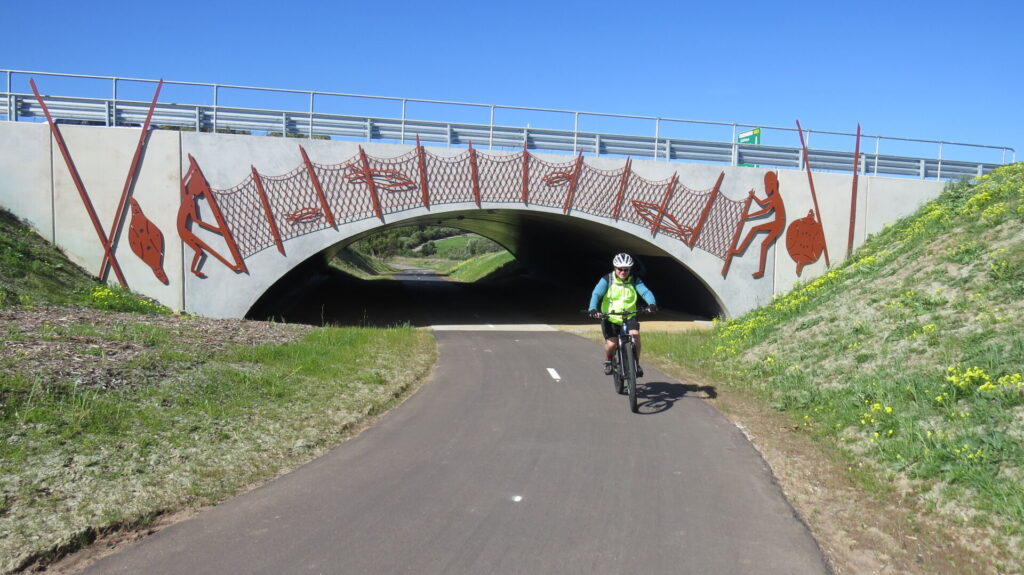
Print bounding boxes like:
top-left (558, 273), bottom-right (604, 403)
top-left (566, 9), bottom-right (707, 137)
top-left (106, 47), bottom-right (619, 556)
top-left (632, 200), bottom-right (692, 242)
top-left (185, 141), bottom-right (764, 277)
top-left (299, 146), bottom-right (336, 228)
top-left (722, 171), bottom-right (787, 279)
top-left (356, 146), bottom-right (385, 221)
top-left (847, 124), bottom-right (861, 259)
top-left (416, 136), bottom-right (431, 208)
top-left (795, 120), bottom-right (830, 267)
top-left (283, 207), bottom-right (324, 225)
top-left (345, 166), bottom-right (418, 193)
top-left (648, 173), bottom-right (679, 238)
top-left (521, 141), bottom-right (530, 205)
top-left (612, 159), bottom-right (632, 221)
top-left (31, 77), bottom-right (169, 288)
top-left (251, 166), bottom-right (285, 255)
top-left (127, 198), bottom-right (168, 284)
top-left (30, 79), bottom-right (128, 288)
top-left (468, 143), bottom-right (482, 207)
top-left (178, 155), bottom-right (248, 278)
top-left (101, 80), bottom-right (165, 283)
top-left (561, 153), bottom-right (585, 214)
top-left (786, 210), bottom-right (826, 276)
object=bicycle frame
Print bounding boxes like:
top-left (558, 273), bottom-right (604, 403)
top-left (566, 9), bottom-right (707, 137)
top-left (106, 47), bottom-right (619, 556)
top-left (587, 307), bottom-right (648, 413)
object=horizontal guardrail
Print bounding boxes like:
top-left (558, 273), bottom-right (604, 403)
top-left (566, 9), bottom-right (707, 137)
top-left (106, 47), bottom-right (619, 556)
top-left (2, 69), bottom-right (1015, 181)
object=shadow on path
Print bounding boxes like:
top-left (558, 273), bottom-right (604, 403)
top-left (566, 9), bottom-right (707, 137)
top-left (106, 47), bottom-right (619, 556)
top-left (637, 381), bottom-right (718, 415)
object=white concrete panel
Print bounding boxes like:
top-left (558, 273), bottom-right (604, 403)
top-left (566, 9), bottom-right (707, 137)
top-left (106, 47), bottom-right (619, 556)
top-left (0, 123), bottom-right (54, 240)
top-left (864, 177), bottom-right (944, 237)
top-left (49, 125), bottom-right (184, 309)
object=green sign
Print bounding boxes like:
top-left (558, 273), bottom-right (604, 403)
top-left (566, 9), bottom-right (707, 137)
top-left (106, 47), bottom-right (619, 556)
top-left (738, 128), bottom-right (761, 167)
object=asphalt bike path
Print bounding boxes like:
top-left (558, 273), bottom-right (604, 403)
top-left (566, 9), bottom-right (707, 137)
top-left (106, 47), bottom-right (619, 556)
top-left (82, 324), bottom-right (829, 574)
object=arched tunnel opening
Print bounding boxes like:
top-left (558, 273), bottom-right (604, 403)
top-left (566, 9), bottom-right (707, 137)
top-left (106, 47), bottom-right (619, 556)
top-left (247, 209), bottom-right (724, 326)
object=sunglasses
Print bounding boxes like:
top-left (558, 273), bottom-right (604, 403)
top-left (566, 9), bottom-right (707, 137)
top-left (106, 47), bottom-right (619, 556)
top-left (616, 267), bottom-right (632, 272)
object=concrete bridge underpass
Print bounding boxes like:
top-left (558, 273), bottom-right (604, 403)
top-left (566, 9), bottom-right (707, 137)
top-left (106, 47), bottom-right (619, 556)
top-left (0, 121), bottom-right (949, 320)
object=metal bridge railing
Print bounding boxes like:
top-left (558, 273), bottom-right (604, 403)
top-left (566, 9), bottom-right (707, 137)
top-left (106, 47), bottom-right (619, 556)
top-left (1, 69), bottom-right (1015, 181)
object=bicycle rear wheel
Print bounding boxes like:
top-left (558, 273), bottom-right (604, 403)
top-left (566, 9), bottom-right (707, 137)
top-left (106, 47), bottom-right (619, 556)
top-left (623, 342), bottom-right (638, 413)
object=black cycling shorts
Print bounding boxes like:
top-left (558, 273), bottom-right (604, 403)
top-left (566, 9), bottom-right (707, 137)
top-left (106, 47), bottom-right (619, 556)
top-left (601, 317), bottom-right (640, 340)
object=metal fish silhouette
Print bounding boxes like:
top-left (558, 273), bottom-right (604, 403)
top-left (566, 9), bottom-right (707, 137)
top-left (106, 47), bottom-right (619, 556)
top-left (345, 167), bottom-right (417, 192)
top-left (128, 198), bottom-right (168, 284)
top-left (283, 206), bottom-right (324, 225)
top-left (632, 200), bottom-right (695, 242)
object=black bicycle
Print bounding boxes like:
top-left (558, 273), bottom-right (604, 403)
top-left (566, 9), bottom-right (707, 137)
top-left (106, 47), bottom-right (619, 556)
top-left (585, 307), bottom-right (653, 413)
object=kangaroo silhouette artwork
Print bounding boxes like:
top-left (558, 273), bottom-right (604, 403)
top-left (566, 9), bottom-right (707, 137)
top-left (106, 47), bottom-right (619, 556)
top-left (722, 171), bottom-right (787, 278)
top-left (177, 155), bottom-right (248, 279)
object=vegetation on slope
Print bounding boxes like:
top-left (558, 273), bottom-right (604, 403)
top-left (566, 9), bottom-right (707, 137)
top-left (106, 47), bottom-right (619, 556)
top-left (0, 209), bottom-right (166, 314)
top-left (0, 211), bottom-right (437, 573)
top-left (645, 163), bottom-right (1024, 568)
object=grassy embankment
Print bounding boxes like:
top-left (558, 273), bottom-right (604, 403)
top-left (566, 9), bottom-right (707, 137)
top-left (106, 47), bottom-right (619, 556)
top-left (643, 163), bottom-right (1024, 568)
top-left (348, 233), bottom-right (518, 282)
top-left (0, 209), bottom-right (436, 573)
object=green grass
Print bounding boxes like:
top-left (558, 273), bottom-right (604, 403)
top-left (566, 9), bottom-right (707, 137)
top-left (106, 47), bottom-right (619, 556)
top-left (0, 323), bottom-right (435, 572)
top-left (0, 211), bottom-right (439, 571)
top-left (0, 208), bottom-right (168, 314)
top-left (448, 251), bottom-right (517, 282)
top-left (330, 245), bottom-right (399, 279)
top-left (644, 163), bottom-right (1024, 557)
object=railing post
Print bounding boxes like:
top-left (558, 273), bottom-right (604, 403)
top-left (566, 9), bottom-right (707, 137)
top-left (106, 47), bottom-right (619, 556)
top-left (874, 137), bottom-right (880, 175)
top-left (937, 142), bottom-right (943, 180)
top-left (401, 98), bottom-right (407, 144)
top-left (731, 124), bottom-right (738, 166)
top-left (573, 111), bottom-right (579, 155)
top-left (213, 85), bottom-right (219, 134)
top-left (489, 105), bottom-right (494, 150)
top-left (111, 77), bottom-right (117, 127)
top-left (654, 118), bottom-right (660, 160)
top-left (309, 92), bottom-right (314, 140)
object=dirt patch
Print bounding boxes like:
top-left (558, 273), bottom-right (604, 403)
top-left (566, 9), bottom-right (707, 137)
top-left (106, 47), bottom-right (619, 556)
top-left (1, 307), bottom-right (315, 394)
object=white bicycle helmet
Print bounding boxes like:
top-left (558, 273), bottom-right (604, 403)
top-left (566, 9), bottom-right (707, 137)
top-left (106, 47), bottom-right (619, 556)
top-left (612, 253), bottom-right (634, 268)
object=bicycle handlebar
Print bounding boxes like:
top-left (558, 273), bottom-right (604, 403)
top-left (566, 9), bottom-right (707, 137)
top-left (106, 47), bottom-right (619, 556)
top-left (580, 306), bottom-right (655, 319)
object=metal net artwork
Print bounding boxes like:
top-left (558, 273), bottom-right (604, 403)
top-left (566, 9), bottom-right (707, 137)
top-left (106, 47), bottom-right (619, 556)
top-left (199, 144), bottom-right (749, 264)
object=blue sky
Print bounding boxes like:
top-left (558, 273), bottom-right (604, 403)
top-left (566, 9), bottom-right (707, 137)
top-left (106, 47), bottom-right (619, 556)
top-left (3, 0), bottom-right (1020, 164)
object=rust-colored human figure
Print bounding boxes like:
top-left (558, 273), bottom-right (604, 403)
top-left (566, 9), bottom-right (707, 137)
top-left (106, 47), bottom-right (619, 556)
top-left (726, 171), bottom-right (787, 279)
top-left (177, 158), bottom-right (248, 278)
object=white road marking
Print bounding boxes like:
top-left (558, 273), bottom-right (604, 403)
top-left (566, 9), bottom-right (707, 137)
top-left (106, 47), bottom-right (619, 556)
top-left (430, 324), bottom-right (558, 331)
top-left (512, 495), bottom-right (523, 502)
top-left (547, 368), bottom-right (561, 381)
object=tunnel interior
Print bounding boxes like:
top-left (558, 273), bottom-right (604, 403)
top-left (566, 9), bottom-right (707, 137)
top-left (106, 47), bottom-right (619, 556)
top-left (248, 209), bottom-right (724, 325)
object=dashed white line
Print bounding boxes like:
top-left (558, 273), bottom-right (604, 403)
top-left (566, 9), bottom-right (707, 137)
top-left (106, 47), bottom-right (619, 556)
top-left (547, 368), bottom-right (561, 381)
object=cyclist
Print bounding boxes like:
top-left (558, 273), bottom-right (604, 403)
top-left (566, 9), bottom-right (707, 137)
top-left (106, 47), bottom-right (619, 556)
top-left (588, 253), bottom-right (657, 377)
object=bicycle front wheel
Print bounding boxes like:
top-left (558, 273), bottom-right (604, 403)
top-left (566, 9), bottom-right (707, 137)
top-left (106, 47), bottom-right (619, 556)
top-left (612, 354), bottom-right (625, 395)
top-left (623, 342), bottom-right (638, 413)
